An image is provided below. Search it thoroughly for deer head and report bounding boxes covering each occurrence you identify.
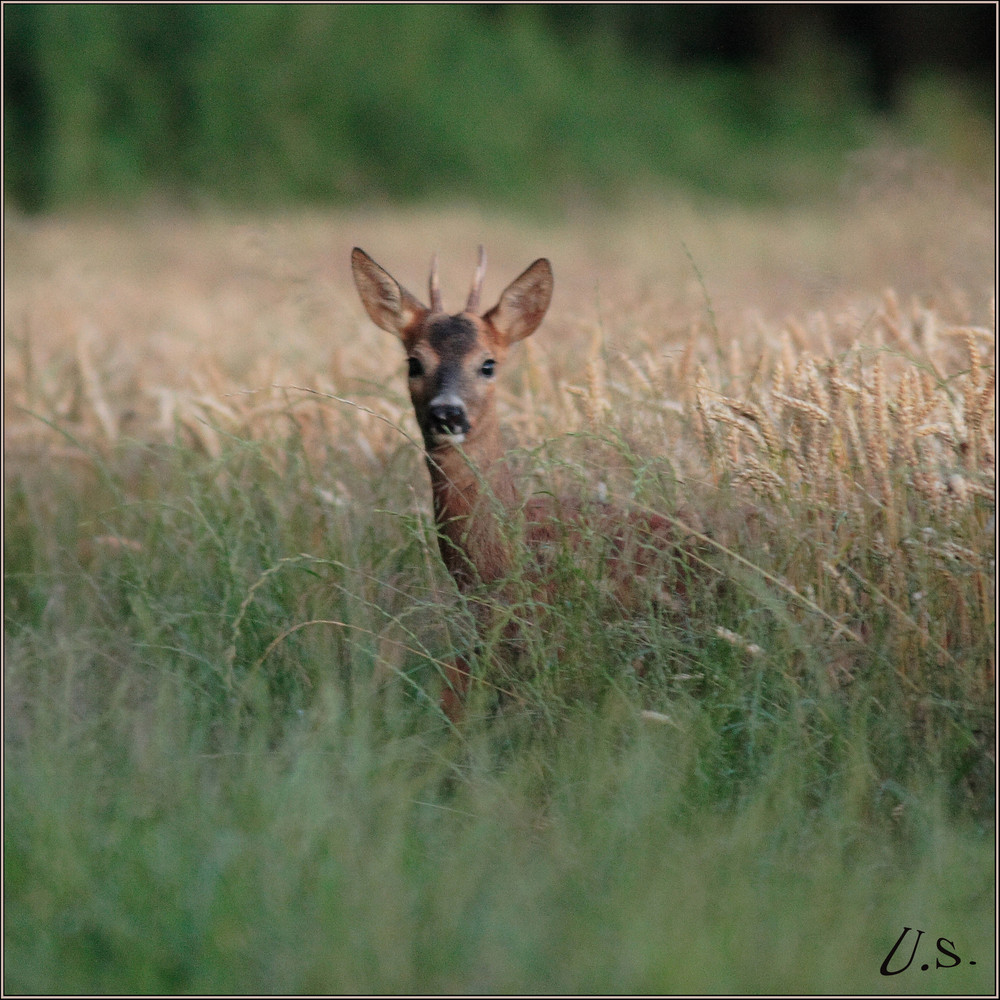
[351,246,553,453]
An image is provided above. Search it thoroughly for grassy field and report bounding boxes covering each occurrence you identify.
[4,166,995,994]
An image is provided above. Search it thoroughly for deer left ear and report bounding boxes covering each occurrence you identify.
[483,258,553,346]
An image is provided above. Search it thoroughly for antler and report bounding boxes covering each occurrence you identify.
[465,245,487,313]
[429,252,443,313]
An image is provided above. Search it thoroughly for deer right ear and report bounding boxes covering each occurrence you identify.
[351,248,427,340]
[483,258,553,346]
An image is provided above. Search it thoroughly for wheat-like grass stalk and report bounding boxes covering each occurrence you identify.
[75,324,117,443]
[770,389,831,426]
[896,367,919,469]
[731,454,785,503]
[856,358,892,512]
[584,354,610,427]
[722,398,782,458]
[674,321,697,390]
[710,405,769,454]
[880,287,904,344]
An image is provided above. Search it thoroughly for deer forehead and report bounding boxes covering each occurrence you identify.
[412,314,497,362]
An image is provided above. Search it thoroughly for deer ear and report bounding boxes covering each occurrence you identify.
[483,258,553,346]
[351,248,427,340]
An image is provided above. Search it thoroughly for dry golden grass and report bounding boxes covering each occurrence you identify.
[5,165,994,694]
[5,168,993,451]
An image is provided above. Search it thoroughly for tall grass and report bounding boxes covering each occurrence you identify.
[4,200,995,993]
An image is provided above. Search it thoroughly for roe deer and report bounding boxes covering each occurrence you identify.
[351,246,696,719]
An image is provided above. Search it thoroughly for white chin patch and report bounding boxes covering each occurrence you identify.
[434,432,465,446]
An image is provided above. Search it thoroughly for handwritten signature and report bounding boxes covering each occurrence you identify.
[880,926,977,976]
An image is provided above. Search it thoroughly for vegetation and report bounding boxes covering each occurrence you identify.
[4,5,992,212]
[4,183,994,992]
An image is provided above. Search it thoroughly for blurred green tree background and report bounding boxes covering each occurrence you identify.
[4,4,993,213]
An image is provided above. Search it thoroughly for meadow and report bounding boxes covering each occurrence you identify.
[4,163,995,993]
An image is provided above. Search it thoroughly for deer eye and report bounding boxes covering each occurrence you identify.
[407,357,424,379]
[480,359,496,378]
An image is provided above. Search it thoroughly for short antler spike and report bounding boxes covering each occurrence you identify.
[465,245,487,313]
[429,252,443,313]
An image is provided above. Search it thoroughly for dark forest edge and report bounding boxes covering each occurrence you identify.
[4,4,993,213]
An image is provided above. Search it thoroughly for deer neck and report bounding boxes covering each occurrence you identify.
[425,413,519,591]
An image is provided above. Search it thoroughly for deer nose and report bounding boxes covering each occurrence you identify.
[428,395,470,439]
